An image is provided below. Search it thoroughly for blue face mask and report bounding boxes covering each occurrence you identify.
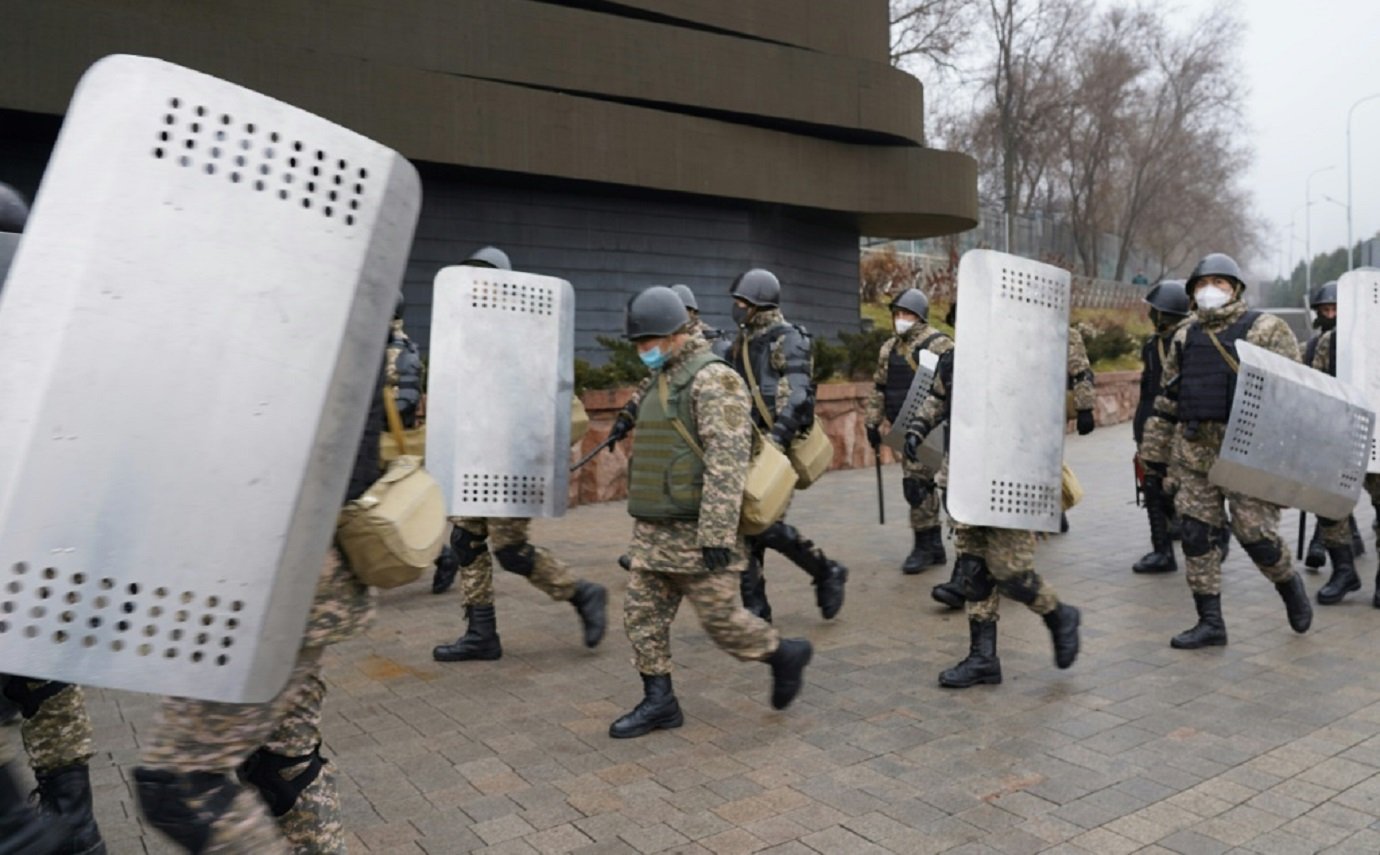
[639,345,668,371]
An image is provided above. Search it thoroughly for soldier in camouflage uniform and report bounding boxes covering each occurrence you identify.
[720,269,848,623]
[431,247,607,660]
[384,294,423,429]
[864,288,952,574]
[608,286,813,739]
[1132,280,1191,574]
[1140,253,1313,649]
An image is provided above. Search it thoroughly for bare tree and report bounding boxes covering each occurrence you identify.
[890,0,980,78]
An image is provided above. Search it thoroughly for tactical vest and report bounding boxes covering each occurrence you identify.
[1303,332,1337,377]
[627,351,723,521]
[391,336,423,398]
[1177,311,1259,424]
[883,331,945,423]
[731,322,815,432]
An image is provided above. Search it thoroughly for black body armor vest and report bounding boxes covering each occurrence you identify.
[1177,311,1259,424]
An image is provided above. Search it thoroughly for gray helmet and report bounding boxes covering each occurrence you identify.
[461,245,512,270]
[625,286,689,340]
[670,283,699,312]
[1186,253,1245,293]
[1144,279,1189,316]
[729,268,781,307]
[394,291,406,321]
[0,183,29,233]
[1310,280,1338,307]
[889,288,929,320]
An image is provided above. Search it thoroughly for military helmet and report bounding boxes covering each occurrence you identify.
[729,268,781,308]
[1144,279,1190,316]
[670,283,699,312]
[0,183,29,233]
[394,291,406,321]
[1310,280,1338,307]
[461,245,512,270]
[1186,252,1245,292]
[625,286,689,340]
[889,288,929,320]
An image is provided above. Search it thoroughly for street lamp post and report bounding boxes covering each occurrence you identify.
[1306,165,1336,292]
[1347,93,1380,271]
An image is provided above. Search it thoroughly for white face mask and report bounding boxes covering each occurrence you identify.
[1194,285,1231,310]
[894,319,916,335]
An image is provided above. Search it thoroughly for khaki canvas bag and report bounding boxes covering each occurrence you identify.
[1061,461,1084,511]
[571,396,590,446]
[740,339,833,489]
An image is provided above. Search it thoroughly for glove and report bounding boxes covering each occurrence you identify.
[1076,410,1095,435]
[607,409,635,448]
[702,547,734,571]
[768,424,793,450]
[865,424,882,451]
[903,430,921,463]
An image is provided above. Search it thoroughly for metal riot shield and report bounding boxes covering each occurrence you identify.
[947,250,1070,532]
[1336,267,1380,472]
[883,349,944,468]
[1210,340,1374,518]
[0,56,421,703]
[427,267,574,518]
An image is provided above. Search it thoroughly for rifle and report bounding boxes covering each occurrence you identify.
[571,434,618,471]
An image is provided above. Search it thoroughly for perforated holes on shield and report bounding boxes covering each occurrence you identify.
[1341,411,1372,491]
[1228,371,1264,456]
[989,480,1057,517]
[458,473,547,505]
[469,281,555,316]
[0,564,243,666]
[154,97,363,226]
[997,268,1065,312]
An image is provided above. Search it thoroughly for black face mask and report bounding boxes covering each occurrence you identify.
[1317,314,1336,332]
[732,304,752,327]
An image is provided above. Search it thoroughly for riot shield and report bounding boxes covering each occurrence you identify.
[0,56,421,702]
[427,267,574,518]
[1336,267,1380,472]
[947,250,1070,532]
[1209,340,1374,518]
[883,349,944,467]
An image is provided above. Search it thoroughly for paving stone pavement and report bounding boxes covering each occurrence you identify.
[48,421,1380,854]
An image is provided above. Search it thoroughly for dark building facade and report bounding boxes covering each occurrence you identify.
[0,0,977,359]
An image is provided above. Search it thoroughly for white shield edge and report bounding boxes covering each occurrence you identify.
[1336,267,1380,472]
[882,349,944,467]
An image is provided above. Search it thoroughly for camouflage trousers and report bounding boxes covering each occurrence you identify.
[902,457,942,530]
[18,682,94,772]
[1318,474,1380,547]
[139,646,342,855]
[452,517,577,608]
[953,523,1060,622]
[625,568,779,675]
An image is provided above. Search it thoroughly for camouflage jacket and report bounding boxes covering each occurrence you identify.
[1140,298,1300,465]
[624,317,716,416]
[1067,325,1096,413]
[728,308,812,431]
[1310,329,1336,376]
[864,321,953,428]
[626,336,752,574]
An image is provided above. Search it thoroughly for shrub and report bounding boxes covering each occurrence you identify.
[574,335,648,393]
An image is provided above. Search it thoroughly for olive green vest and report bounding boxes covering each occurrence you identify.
[627,351,723,521]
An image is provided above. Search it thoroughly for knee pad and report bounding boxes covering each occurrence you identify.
[956,555,995,602]
[450,528,488,566]
[0,676,69,719]
[134,767,238,854]
[902,477,931,508]
[1241,537,1282,567]
[494,543,536,577]
[755,522,799,552]
[996,571,1041,605]
[1180,516,1216,558]
[239,744,327,818]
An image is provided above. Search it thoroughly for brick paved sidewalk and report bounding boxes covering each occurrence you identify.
[68,422,1380,853]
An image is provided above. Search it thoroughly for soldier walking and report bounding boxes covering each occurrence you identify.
[863,289,952,574]
[720,269,848,622]
[609,287,812,738]
[1132,280,1191,574]
[432,247,607,661]
[1139,253,1313,648]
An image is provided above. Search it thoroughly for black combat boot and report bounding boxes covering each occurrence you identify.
[1133,496,1177,574]
[34,764,105,855]
[1305,520,1327,570]
[1349,515,1367,557]
[431,545,459,594]
[931,560,965,610]
[1317,545,1361,605]
[901,529,929,575]
[433,604,502,661]
[740,553,772,623]
[609,674,683,738]
[1276,574,1313,633]
[938,620,1001,688]
[762,523,847,619]
[766,639,813,710]
[1170,593,1227,649]
[1042,604,1081,669]
[927,527,947,567]
[569,581,607,648]
[812,562,848,620]
[0,763,71,855]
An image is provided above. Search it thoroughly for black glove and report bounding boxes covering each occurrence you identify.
[607,409,635,448]
[1076,410,1095,435]
[702,547,734,571]
[768,424,793,450]
[865,424,882,451]
[903,431,921,463]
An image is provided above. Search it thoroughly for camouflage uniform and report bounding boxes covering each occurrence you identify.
[383,319,423,428]
[1066,325,1096,415]
[1309,332,1380,548]
[865,322,952,530]
[450,517,577,607]
[624,336,779,670]
[15,683,93,773]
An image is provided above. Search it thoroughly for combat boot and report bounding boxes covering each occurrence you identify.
[763,523,847,620]
[431,545,459,594]
[938,620,1001,688]
[1349,515,1367,557]
[569,580,607,648]
[1317,545,1361,605]
[1042,604,1081,669]
[33,764,105,855]
[1276,574,1313,633]
[0,763,71,855]
[812,561,848,620]
[1171,593,1227,649]
[740,555,772,623]
[766,638,812,710]
[1133,495,1177,574]
[1305,520,1326,571]
[901,529,928,575]
[609,674,683,738]
[433,604,502,661]
[931,560,964,610]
